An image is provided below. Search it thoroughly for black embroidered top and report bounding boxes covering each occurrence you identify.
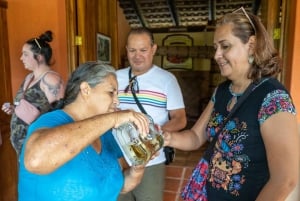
[206,78,296,201]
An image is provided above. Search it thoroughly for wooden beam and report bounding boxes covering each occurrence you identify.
[0,1,7,8]
[130,0,147,27]
[167,0,179,26]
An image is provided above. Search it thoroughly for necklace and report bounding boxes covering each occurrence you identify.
[227,83,243,111]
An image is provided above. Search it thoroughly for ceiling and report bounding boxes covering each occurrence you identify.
[118,0,261,32]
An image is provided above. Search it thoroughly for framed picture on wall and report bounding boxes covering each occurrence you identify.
[96,33,111,64]
[162,34,193,70]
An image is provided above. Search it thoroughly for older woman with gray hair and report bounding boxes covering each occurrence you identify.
[18,61,150,201]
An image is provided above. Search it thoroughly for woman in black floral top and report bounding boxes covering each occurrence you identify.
[1,30,65,156]
[163,7,299,201]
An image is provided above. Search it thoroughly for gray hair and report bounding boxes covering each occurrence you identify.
[63,61,116,106]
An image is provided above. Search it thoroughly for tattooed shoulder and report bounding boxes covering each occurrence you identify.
[41,72,64,98]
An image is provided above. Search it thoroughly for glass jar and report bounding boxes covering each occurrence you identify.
[113,116,164,166]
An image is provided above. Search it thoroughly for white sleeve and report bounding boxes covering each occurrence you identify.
[165,74,185,110]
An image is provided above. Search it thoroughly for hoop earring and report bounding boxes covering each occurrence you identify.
[248,55,254,64]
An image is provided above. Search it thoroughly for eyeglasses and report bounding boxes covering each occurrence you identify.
[232,7,256,35]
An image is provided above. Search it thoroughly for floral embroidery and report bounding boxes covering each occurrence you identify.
[258,89,296,124]
[206,111,249,196]
[204,89,296,197]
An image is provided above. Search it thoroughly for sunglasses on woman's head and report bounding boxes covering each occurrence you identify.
[232,7,256,35]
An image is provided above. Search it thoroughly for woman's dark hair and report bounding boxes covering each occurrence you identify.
[216,10,282,81]
[26,30,53,66]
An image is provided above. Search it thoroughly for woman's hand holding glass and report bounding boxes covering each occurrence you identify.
[113,109,150,138]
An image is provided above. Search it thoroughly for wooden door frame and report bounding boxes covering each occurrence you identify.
[65,0,78,72]
[0,1,18,201]
[0,0,12,101]
[279,0,296,89]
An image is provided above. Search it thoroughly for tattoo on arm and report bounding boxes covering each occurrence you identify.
[41,76,62,97]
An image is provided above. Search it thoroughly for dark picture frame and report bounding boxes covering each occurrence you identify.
[96,33,111,64]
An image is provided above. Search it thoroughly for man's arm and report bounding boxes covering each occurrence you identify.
[161,108,186,132]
